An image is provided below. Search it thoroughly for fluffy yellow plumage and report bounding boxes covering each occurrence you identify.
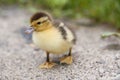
[26,12,76,69]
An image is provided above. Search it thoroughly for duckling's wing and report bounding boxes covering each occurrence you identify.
[54,21,76,44]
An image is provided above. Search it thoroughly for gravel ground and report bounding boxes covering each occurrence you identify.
[0,7,120,80]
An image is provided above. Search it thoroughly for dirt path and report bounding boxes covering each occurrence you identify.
[0,7,120,80]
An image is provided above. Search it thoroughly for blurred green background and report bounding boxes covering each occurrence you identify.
[0,0,120,28]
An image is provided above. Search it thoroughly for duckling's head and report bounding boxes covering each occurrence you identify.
[31,12,53,31]
[26,12,53,34]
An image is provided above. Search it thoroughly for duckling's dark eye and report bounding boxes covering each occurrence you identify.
[37,22,41,24]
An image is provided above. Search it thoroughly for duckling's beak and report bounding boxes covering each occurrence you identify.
[25,26,34,34]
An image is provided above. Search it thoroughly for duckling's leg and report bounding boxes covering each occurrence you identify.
[60,48,73,64]
[39,52,56,69]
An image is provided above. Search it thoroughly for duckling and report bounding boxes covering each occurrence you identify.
[25,12,76,69]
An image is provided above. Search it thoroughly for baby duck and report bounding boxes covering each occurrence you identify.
[26,12,76,69]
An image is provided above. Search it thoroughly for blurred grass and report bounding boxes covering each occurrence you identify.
[0,0,120,28]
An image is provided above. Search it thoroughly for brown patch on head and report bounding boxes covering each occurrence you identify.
[30,12,52,23]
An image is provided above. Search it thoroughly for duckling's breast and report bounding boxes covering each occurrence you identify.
[32,27,72,54]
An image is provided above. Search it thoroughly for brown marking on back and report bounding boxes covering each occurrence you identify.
[54,21,76,44]
[59,27,67,40]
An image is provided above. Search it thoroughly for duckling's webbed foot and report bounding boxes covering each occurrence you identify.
[39,62,56,69]
[60,56,73,64]
[39,52,56,69]
[60,48,73,64]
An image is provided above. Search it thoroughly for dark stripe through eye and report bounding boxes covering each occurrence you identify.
[37,20,47,25]
[37,22,41,24]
